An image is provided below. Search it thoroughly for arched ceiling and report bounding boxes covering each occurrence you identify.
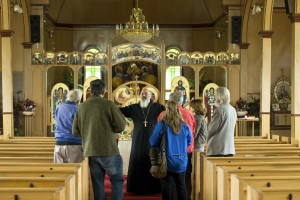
[46,0,226,26]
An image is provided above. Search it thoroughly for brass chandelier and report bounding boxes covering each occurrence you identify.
[116,0,159,43]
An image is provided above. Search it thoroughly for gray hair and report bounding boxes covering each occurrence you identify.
[214,87,230,106]
[66,89,83,103]
[169,91,183,105]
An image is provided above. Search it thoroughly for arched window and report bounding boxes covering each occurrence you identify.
[84,46,102,79]
[165,47,182,99]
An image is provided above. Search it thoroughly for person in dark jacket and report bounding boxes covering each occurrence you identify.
[120,88,165,194]
[150,100,192,200]
[73,79,126,200]
[54,89,83,163]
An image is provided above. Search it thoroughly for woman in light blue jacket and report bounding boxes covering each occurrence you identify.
[206,87,237,157]
[149,100,192,200]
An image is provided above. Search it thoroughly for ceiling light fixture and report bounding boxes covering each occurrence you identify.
[252,3,263,15]
[11,0,23,14]
[116,0,159,43]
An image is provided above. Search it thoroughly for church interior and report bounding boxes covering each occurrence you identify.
[1,0,300,199]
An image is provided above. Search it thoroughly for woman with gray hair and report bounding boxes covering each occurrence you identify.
[54,89,84,163]
[206,87,237,157]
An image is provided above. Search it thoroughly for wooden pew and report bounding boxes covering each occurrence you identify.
[231,174,300,200]
[216,163,300,200]
[0,151,55,157]
[0,160,89,200]
[0,165,82,200]
[0,156,54,163]
[0,138,89,200]
[217,168,300,200]
[0,175,75,200]
[247,185,300,200]
[200,154,300,200]
[0,186,66,200]
[204,160,300,200]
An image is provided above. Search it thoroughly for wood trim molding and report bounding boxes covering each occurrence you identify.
[291,114,300,117]
[22,42,33,49]
[239,43,250,49]
[289,14,300,23]
[2,112,14,114]
[0,30,15,38]
[258,31,273,38]
[260,112,270,114]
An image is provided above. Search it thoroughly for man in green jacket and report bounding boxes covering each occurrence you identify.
[73,79,126,200]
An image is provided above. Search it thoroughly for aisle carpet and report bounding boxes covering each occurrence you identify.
[105,175,161,200]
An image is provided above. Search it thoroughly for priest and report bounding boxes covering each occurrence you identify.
[120,88,165,194]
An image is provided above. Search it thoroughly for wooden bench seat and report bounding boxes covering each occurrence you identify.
[231,175,300,200]
[204,160,300,200]
[0,151,55,157]
[0,160,89,200]
[0,175,75,200]
[0,186,66,200]
[247,185,300,200]
[0,147,55,151]
[213,168,300,199]
[0,156,54,163]
[216,163,300,200]
[0,167,81,200]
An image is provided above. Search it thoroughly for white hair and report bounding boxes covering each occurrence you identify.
[169,91,183,105]
[66,89,83,103]
[214,87,230,106]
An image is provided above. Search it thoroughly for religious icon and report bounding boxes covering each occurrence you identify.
[51,83,69,132]
[203,83,218,123]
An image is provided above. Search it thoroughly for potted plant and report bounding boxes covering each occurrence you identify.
[16,98,37,116]
[235,98,248,117]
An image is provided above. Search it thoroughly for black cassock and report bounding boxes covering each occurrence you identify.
[120,102,165,194]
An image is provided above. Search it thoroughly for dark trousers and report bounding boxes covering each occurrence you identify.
[161,171,187,200]
[185,153,192,200]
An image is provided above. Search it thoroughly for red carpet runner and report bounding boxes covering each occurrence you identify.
[105,175,161,200]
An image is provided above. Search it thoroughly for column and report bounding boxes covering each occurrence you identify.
[259,31,273,137]
[0,30,15,139]
[290,13,300,144]
[239,43,250,99]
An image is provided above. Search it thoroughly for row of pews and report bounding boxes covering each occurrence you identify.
[0,137,89,200]
[193,135,300,200]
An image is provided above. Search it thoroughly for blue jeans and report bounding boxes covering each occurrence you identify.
[89,155,124,200]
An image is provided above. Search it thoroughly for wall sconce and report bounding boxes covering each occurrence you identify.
[252,3,263,15]
[45,29,55,38]
[215,30,225,39]
[11,0,23,14]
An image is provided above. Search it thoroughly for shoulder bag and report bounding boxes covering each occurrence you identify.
[149,121,167,179]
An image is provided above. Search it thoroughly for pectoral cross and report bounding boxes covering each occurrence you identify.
[143,120,148,127]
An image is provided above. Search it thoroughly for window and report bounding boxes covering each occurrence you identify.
[165,66,182,99]
[165,47,182,99]
[85,66,102,79]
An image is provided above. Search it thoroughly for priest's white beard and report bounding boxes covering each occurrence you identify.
[140,98,151,108]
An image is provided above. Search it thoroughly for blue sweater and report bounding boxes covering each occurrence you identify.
[149,121,192,173]
[54,101,81,144]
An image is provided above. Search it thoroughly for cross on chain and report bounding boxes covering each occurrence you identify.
[143,120,148,127]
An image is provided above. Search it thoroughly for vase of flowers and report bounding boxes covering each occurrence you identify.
[235,98,248,117]
[16,98,36,116]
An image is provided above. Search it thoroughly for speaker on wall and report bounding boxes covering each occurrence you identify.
[284,0,294,14]
[232,16,242,44]
[30,15,40,43]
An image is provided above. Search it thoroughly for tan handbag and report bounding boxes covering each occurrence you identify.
[149,121,167,179]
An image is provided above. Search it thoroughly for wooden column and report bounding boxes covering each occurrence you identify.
[290,12,300,144]
[239,43,250,99]
[0,30,15,139]
[259,31,273,137]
